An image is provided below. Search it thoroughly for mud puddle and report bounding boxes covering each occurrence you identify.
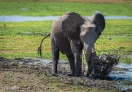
[110,63,132,81]
[15,57,132,91]
[19,57,132,81]
[10,57,132,78]
[0,57,132,91]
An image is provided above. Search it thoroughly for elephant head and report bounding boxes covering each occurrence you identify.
[80,12,105,75]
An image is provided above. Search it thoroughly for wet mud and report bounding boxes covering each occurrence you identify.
[0,56,132,92]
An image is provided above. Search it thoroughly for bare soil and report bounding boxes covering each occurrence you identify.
[0,57,132,92]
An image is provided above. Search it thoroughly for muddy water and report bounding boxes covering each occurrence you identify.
[110,63,132,81]
[44,60,132,81]
[0,16,132,22]
[109,63,132,90]
[19,57,132,81]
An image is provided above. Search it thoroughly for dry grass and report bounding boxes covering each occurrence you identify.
[43,0,132,3]
[0,0,132,3]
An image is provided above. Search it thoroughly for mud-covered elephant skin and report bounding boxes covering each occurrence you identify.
[38,12,105,77]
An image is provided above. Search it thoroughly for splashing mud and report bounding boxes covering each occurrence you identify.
[88,54,119,79]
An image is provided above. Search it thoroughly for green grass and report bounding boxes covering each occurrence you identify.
[0,21,52,35]
[96,20,132,63]
[0,20,132,63]
[96,20,132,52]
[0,2,132,16]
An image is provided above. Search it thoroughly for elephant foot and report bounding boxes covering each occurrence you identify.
[86,72,90,77]
[83,74,88,77]
[68,73,75,77]
[52,73,58,76]
[75,74,82,77]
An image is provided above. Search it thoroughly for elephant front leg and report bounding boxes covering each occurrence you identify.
[70,40,82,77]
[75,53,82,76]
[66,54,75,76]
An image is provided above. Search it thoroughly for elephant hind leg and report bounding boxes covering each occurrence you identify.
[51,39,59,75]
[66,54,75,76]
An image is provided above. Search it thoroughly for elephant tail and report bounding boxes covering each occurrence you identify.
[38,33,50,58]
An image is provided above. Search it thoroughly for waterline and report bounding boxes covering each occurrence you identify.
[0,15,132,22]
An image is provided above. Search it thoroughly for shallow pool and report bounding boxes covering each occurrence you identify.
[0,15,132,22]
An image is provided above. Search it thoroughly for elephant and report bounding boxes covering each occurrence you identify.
[38,12,105,77]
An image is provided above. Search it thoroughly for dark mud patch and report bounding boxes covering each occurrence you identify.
[0,57,132,92]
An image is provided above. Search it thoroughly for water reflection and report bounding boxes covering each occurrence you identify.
[110,62,132,81]
[0,15,132,22]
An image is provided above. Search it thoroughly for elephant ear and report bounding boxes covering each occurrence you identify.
[90,12,105,36]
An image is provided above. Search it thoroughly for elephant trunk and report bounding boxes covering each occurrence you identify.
[83,42,96,75]
[84,44,91,62]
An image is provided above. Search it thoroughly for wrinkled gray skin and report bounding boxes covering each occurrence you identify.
[39,12,105,77]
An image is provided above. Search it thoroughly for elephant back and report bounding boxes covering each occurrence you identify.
[61,12,85,40]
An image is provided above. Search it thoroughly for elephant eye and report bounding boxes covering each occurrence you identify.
[81,27,85,32]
